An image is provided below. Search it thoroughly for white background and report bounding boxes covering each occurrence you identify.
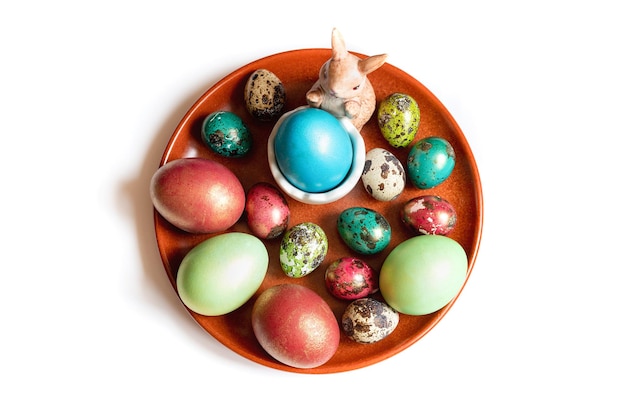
[2,1,624,416]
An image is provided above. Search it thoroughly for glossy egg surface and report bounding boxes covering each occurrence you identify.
[337,207,391,255]
[377,93,420,148]
[201,111,252,157]
[245,182,290,239]
[252,284,340,369]
[380,235,468,315]
[176,232,269,316]
[324,257,378,300]
[150,157,245,234]
[279,222,328,277]
[273,107,353,193]
[401,195,457,236]
[407,136,456,189]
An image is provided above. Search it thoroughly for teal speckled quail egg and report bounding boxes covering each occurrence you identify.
[407,136,456,189]
[201,111,252,157]
[337,207,391,255]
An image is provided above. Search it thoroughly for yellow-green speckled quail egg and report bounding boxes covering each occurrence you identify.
[377,93,420,148]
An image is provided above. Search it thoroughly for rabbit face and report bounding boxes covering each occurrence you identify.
[306,28,387,131]
[318,55,367,100]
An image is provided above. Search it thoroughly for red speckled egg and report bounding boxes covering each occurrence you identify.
[324,257,378,300]
[400,195,457,236]
[245,182,290,239]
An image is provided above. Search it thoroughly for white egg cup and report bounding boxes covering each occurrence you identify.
[267,106,366,205]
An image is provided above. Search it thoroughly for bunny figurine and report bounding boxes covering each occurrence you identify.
[306,28,387,131]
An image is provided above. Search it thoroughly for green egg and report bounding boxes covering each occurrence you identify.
[379,235,468,315]
[280,222,328,278]
[176,232,269,316]
[377,93,420,148]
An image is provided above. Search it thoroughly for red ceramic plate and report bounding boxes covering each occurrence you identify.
[155,49,483,374]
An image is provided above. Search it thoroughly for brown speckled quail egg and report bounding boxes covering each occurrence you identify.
[244,69,286,121]
[341,297,399,343]
[361,147,406,201]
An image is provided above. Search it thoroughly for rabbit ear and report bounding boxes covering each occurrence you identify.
[331,28,348,60]
[359,53,388,75]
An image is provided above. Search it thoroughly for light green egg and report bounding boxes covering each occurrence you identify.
[379,235,468,315]
[176,232,269,316]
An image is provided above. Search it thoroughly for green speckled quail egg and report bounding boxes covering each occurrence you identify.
[377,93,420,148]
[279,222,328,278]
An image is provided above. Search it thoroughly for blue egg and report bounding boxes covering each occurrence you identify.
[337,207,391,255]
[407,137,455,189]
[273,108,353,193]
[201,111,252,157]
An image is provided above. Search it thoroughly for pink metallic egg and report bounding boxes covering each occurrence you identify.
[245,182,290,239]
[400,195,457,236]
[324,257,378,300]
